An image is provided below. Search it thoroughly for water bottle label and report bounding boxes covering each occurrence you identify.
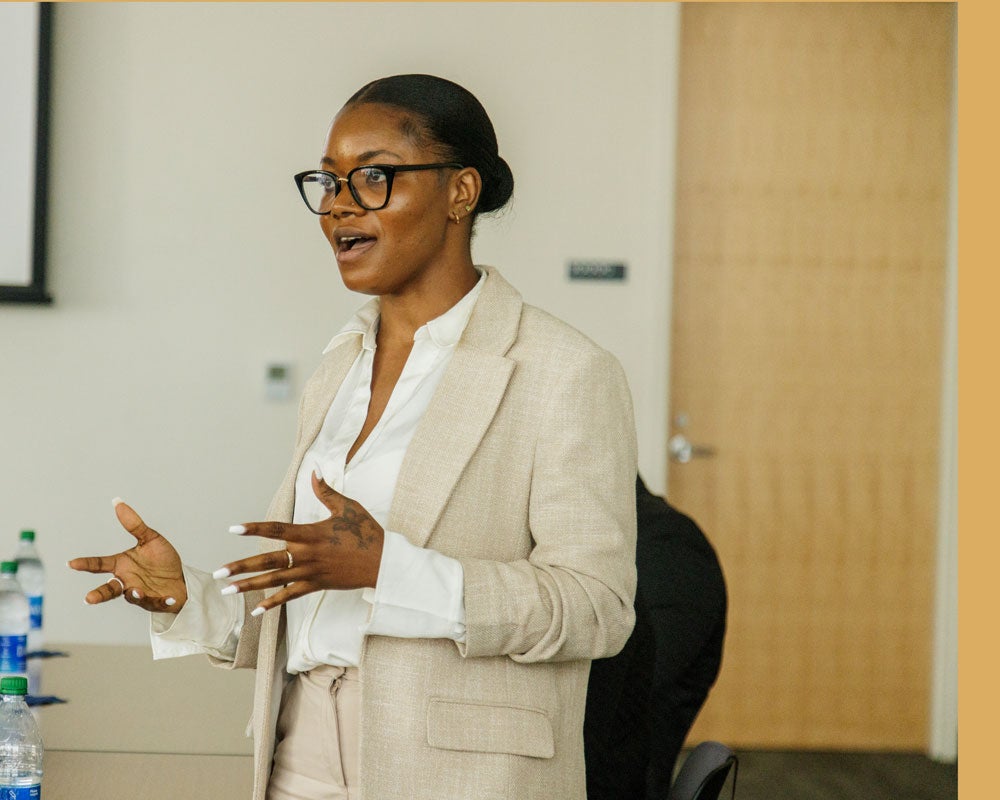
[0,785,41,798]
[0,634,27,672]
[27,596,42,630]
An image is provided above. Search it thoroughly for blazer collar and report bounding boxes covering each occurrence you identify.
[457,266,522,356]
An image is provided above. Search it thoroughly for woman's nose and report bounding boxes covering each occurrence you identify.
[329,182,363,218]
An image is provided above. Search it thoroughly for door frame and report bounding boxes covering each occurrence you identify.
[928,15,958,760]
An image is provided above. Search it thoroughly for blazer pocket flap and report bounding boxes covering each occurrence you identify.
[427,698,555,759]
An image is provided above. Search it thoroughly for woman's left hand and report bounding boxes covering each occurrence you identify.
[218,470,384,615]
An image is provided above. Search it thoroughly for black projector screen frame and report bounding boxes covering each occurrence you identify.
[1,3,53,304]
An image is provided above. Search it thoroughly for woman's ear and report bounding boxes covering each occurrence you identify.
[451,167,482,215]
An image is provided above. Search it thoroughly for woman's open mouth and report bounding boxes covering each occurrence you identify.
[334,231,377,261]
[338,235,374,252]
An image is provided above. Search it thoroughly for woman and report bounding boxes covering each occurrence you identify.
[70,74,637,800]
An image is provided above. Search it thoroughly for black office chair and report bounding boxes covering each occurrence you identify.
[666,741,738,800]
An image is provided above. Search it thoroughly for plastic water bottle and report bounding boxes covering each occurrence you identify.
[0,676,43,798]
[0,562,29,682]
[13,531,44,653]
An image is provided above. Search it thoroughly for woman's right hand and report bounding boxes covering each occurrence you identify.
[68,498,187,613]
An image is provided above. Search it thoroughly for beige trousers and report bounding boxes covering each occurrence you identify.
[266,665,361,800]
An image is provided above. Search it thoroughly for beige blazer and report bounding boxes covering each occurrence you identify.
[222,267,638,800]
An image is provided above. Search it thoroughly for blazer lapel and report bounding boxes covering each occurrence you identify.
[388,267,522,548]
[264,336,363,530]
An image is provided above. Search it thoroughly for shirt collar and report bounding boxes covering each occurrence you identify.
[322,269,486,354]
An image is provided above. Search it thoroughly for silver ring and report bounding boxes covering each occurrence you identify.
[108,576,125,593]
[285,550,294,569]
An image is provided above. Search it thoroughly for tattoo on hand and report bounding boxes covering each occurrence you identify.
[331,505,378,549]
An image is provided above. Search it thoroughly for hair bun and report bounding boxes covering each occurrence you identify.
[479,155,514,214]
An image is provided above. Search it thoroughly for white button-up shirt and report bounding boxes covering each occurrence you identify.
[151,273,484,670]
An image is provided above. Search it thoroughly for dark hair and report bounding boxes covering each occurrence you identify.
[344,74,514,216]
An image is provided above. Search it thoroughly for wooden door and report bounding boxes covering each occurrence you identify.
[668,3,954,750]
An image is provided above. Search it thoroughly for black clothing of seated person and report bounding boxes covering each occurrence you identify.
[584,475,727,800]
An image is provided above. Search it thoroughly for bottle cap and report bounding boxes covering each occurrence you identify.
[0,676,28,695]
[19,530,35,542]
[0,561,18,574]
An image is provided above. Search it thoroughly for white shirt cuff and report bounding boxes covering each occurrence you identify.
[362,530,467,642]
[149,564,244,660]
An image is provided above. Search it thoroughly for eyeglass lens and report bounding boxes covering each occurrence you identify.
[300,167,389,213]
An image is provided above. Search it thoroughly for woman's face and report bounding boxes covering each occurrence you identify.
[318,102,459,297]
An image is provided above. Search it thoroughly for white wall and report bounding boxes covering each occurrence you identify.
[0,2,680,645]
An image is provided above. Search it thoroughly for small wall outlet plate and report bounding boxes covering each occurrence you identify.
[265,362,292,401]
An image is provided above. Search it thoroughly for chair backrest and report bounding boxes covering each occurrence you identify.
[666,741,738,800]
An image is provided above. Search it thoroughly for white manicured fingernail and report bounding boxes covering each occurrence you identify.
[229,525,247,534]
[132,590,140,599]
[250,606,265,617]
[221,584,238,595]
[165,597,176,607]
[212,567,231,580]
[112,496,124,507]
[313,465,323,481]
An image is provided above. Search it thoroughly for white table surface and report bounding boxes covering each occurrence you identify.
[33,643,255,756]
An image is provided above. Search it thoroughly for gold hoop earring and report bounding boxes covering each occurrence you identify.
[452,212,461,224]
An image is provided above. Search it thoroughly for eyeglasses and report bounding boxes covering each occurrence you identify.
[293,163,463,214]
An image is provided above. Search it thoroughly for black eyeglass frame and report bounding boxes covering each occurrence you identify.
[293,162,464,214]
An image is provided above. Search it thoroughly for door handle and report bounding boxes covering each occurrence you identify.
[668,433,717,464]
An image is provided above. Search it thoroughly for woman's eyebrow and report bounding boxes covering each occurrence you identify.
[321,149,403,169]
